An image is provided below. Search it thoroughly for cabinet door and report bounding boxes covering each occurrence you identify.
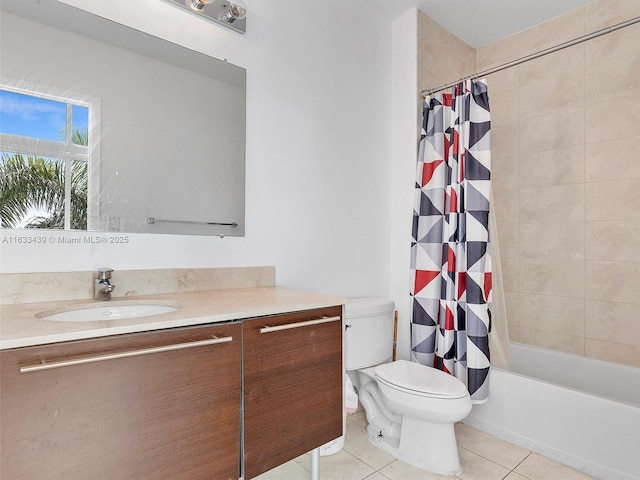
[243,306,343,479]
[0,322,242,480]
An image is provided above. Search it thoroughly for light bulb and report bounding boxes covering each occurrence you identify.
[185,0,214,12]
[217,0,247,23]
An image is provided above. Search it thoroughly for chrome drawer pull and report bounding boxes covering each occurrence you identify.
[20,336,233,373]
[259,316,341,334]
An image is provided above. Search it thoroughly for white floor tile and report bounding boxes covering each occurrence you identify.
[343,422,396,470]
[503,472,531,480]
[514,453,597,480]
[457,449,511,480]
[297,449,376,480]
[255,422,595,480]
[363,473,392,480]
[378,459,458,480]
[455,423,530,470]
[347,409,369,428]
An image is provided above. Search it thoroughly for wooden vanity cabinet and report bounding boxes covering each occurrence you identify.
[243,306,343,479]
[0,322,242,480]
[0,305,344,480]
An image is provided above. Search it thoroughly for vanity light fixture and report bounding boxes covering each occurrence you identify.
[217,0,247,23]
[186,0,213,11]
[165,0,247,34]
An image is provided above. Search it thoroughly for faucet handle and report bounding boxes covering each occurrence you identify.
[95,268,114,301]
[96,268,113,280]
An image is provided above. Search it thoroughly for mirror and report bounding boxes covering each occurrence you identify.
[0,0,246,236]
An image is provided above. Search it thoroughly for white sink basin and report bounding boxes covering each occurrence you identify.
[39,302,178,322]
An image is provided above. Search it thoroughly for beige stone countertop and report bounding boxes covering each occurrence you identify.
[0,287,347,350]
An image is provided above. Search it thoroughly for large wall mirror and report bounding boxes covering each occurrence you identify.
[0,0,246,236]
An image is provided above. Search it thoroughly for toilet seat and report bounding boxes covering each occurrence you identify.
[375,360,468,399]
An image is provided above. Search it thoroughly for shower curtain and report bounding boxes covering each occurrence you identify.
[410,79,492,403]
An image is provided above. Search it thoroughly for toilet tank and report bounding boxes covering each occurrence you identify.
[344,298,395,371]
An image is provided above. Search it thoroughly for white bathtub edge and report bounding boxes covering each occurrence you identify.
[464,363,640,480]
[463,416,636,480]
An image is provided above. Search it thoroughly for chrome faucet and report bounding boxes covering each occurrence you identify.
[94,268,115,301]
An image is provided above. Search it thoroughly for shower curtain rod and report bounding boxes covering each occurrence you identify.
[421,15,640,98]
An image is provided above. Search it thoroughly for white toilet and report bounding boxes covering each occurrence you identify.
[344,298,472,476]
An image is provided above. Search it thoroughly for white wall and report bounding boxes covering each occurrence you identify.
[389,9,419,360]
[1,0,400,303]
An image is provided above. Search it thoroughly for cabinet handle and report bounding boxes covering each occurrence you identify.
[259,316,341,334]
[20,336,233,373]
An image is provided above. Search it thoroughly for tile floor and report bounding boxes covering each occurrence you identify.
[255,409,596,480]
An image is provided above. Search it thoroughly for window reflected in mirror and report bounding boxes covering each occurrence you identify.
[0,88,91,230]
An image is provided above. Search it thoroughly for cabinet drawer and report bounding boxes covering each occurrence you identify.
[243,306,343,479]
[0,322,242,480]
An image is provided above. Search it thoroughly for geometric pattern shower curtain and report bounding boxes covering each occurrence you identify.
[410,79,492,403]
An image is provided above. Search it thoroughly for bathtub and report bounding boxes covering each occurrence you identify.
[464,343,640,480]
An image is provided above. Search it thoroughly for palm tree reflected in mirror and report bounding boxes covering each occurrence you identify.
[0,129,88,230]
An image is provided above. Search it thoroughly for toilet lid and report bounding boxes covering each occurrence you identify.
[375,360,469,399]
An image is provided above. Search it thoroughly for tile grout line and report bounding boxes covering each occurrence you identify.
[508,451,534,479]
[457,443,531,476]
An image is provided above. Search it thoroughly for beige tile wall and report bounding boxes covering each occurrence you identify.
[419,0,640,367]
[417,12,475,93]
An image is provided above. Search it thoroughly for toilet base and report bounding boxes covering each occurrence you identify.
[366,417,462,476]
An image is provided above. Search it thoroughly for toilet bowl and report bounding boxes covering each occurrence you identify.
[344,298,472,476]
